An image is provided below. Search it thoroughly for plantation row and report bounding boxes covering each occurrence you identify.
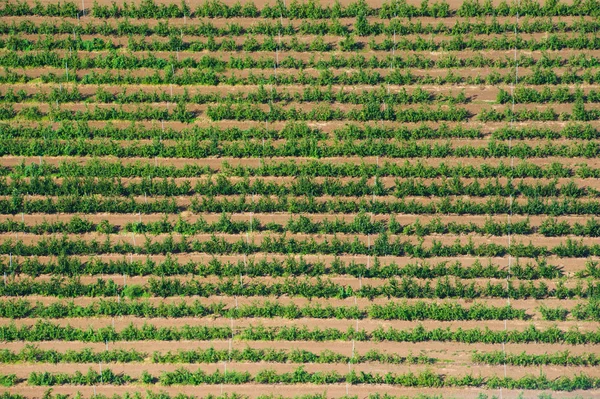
[0,299,529,320]
[1,51,594,70]
[1,256,563,280]
[2,224,600,252]
[0,103,474,123]
[4,17,600,38]
[8,121,600,142]
[6,102,600,123]
[471,350,600,366]
[1,367,598,391]
[6,176,600,199]
[8,33,600,53]
[10,195,600,215]
[2,0,598,19]
[3,296,596,320]
[9,139,600,159]
[0,86,469,106]
[11,84,600,107]
[14,67,600,86]
[0,345,435,365]
[1,321,599,344]
[5,158,597,179]
[2,345,598,367]
[6,213,600,238]
[1,275,597,299]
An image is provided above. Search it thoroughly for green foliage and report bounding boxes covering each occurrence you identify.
[0,298,527,321]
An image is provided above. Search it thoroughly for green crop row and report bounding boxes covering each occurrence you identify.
[479,101,600,122]
[5,367,597,390]
[3,102,600,124]
[1,274,596,299]
[0,51,585,71]
[8,194,600,216]
[2,17,597,38]
[1,320,597,344]
[86,0,600,19]
[0,344,434,365]
[6,121,600,142]
[0,121,482,141]
[5,212,600,240]
[0,158,580,179]
[3,158,591,180]
[0,298,527,320]
[4,175,597,199]
[540,301,600,321]
[5,66,600,87]
[27,369,130,386]
[1,213,599,238]
[0,103,472,123]
[123,214,600,238]
[9,33,600,53]
[0,367,591,390]
[6,138,600,159]
[497,86,600,104]
[0,86,467,106]
[0,255,561,280]
[472,350,600,366]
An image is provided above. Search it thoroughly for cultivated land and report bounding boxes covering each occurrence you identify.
[1,0,600,398]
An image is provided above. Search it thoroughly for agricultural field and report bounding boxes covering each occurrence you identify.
[2,0,600,398]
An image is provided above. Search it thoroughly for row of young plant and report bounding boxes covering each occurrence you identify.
[0,121,485,141]
[537,301,600,321]
[6,65,600,88]
[10,370,593,392]
[4,17,599,38]
[26,369,130,386]
[4,102,600,125]
[123,214,600,238]
[4,176,597,199]
[0,369,583,390]
[479,101,599,122]
[8,120,600,142]
[0,105,456,125]
[9,194,600,216]
[13,213,594,242]
[497,86,600,104]
[0,255,562,280]
[5,64,600,87]
[2,320,597,344]
[1,275,596,300]
[0,103,194,123]
[472,350,600,366]
[0,298,527,320]
[0,50,586,71]
[6,213,600,239]
[0,86,468,106]
[86,0,600,19]
[15,33,600,53]
[2,221,600,251]
[7,138,600,159]
[2,158,588,180]
[0,344,434,365]
[208,103,471,122]
[5,101,600,124]
[13,0,600,20]
[0,103,471,123]
[11,367,600,390]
